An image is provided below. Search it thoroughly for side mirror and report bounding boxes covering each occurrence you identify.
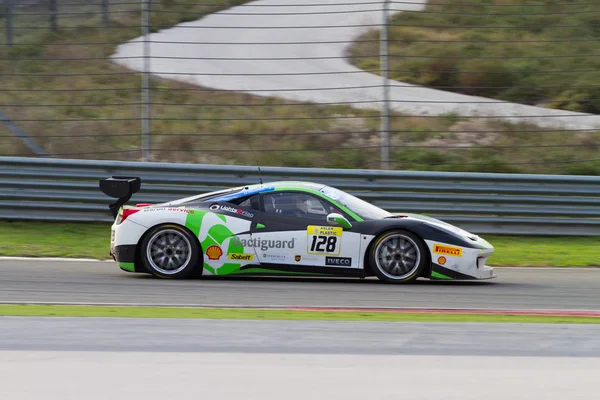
[327,213,352,229]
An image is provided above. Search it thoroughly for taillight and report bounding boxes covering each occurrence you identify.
[121,208,141,223]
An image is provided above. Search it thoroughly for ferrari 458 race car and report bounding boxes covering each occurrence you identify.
[99,177,496,283]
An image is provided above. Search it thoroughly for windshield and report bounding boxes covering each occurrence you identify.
[320,186,392,220]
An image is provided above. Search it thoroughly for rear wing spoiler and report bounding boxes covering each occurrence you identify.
[99,176,141,218]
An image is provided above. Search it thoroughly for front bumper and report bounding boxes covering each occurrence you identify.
[426,239,496,281]
[430,263,495,280]
[472,265,496,280]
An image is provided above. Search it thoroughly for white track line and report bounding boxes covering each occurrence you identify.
[112,0,600,129]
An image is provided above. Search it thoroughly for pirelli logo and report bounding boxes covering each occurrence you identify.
[433,244,462,257]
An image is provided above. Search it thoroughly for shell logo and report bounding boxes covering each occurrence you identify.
[205,245,223,260]
[437,256,447,265]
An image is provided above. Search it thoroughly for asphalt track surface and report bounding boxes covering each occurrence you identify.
[2,318,600,399]
[1,259,600,310]
[4,317,600,357]
[112,0,600,129]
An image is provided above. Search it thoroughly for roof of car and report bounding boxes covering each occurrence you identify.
[242,181,326,191]
[198,181,330,203]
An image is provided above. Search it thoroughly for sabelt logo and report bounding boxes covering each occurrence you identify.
[205,245,223,260]
[228,253,254,261]
[433,244,462,257]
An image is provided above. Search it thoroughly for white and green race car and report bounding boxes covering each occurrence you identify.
[99,177,496,283]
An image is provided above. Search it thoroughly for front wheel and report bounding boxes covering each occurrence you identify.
[368,230,428,284]
[139,224,202,279]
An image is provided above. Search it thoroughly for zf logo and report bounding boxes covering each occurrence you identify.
[325,257,351,266]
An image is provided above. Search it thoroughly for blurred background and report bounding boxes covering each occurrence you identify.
[2,0,600,174]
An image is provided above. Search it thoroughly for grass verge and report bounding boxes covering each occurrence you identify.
[347,0,600,175]
[1,304,599,324]
[350,1,600,113]
[1,221,599,267]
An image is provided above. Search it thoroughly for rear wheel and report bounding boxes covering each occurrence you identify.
[369,230,427,284]
[139,224,202,279]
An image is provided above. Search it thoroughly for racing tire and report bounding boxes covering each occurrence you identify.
[368,229,428,284]
[139,224,202,279]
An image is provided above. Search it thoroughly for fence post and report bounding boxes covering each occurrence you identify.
[379,0,391,170]
[5,0,13,46]
[141,0,151,161]
[49,0,58,32]
[102,0,109,26]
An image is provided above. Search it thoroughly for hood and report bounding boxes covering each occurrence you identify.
[385,213,479,240]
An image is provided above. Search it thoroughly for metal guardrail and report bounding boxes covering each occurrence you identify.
[1,156,600,235]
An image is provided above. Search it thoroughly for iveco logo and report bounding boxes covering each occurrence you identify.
[325,257,351,266]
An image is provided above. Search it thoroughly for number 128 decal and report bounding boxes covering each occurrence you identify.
[307,225,342,255]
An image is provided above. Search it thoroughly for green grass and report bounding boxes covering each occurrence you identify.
[346,0,600,174]
[0,221,110,259]
[0,304,598,323]
[0,0,384,169]
[1,221,599,267]
[484,235,600,267]
[350,0,600,113]
[1,1,600,174]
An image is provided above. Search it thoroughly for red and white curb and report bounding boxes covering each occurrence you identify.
[287,307,600,317]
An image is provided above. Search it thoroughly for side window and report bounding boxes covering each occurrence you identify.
[263,192,340,220]
[233,194,261,211]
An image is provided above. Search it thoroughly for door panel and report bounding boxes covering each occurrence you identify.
[240,190,362,269]
[304,224,361,268]
[248,212,361,269]
[248,212,306,265]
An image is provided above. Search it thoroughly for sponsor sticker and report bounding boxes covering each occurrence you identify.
[325,256,352,266]
[307,225,342,255]
[308,225,342,236]
[262,254,287,262]
[294,255,301,262]
[437,256,447,265]
[433,244,462,257]
[228,253,254,261]
[232,237,295,251]
[142,207,195,214]
[209,204,254,218]
[205,245,223,260]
